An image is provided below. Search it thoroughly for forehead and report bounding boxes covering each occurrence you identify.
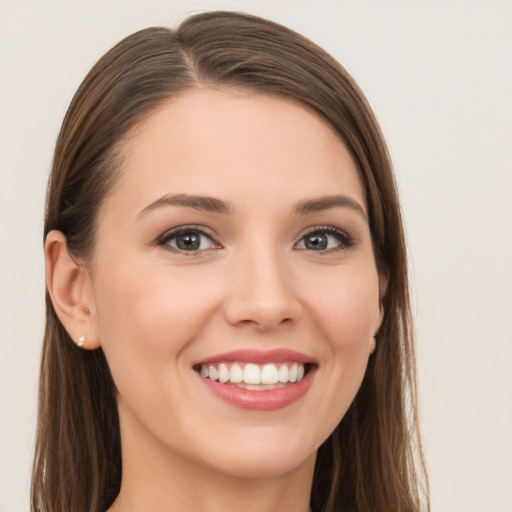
[107,88,365,217]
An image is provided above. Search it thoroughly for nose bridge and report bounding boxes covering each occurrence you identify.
[224,239,300,330]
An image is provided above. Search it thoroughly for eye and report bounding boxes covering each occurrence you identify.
[158,227,219,253]
[296,227,354,252]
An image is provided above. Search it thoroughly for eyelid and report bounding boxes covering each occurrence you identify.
[156,225,222,252]
[295,225,355,251]
[155,224,354,253]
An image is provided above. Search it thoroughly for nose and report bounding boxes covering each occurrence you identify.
[223,247,302,332]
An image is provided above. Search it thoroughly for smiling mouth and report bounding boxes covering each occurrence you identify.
[193,362,315,390]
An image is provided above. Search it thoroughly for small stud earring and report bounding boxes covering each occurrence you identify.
[77,335,85,348]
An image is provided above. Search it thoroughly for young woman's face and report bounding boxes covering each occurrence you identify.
[86,89,382,478]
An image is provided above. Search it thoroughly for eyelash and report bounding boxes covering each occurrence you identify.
[156,225,355,254]
[157,226,219,254]
[296,226,355,252]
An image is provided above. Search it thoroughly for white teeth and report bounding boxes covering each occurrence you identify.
[229,363,243,383]
[198,361,308,386]
[243,363,261,384]
[218,363,229,383]
[278,364,289,383]
[289,363,298,383]
[208,365,218,381]
[261,364,279,384]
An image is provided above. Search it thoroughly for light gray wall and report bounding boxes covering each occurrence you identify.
[1,1,511,510]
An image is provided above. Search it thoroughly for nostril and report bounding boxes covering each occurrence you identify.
[223,268,302,330]
[226,309,298,332]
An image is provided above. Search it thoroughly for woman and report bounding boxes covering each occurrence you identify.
[33,10,429,512]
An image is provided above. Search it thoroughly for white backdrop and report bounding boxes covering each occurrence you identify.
[1,1,511,511]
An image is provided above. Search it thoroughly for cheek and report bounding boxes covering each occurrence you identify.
[306,266,381,353]
[290,265,381,446]
[91,259,220,372]
[90,260,225,431]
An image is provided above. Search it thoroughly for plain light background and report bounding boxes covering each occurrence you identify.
[1,1,511,511]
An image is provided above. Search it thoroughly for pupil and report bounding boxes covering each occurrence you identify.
[306,234,327,250]
[177,232,200,250]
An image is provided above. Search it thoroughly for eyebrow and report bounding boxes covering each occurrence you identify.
[137,192,366,220]
[137,193,234,218]
[293,195,367,220]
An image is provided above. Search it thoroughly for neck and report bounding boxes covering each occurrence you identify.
[110,465,314,512]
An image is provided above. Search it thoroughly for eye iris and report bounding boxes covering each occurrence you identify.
[305,233,328,250]
[176,232,201,250]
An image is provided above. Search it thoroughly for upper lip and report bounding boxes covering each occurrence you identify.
[193,348,317,366]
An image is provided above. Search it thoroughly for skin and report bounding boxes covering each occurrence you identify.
[46,89,383,512]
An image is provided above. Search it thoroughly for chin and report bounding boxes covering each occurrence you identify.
[200,447,316,480]
[181,425,320,480]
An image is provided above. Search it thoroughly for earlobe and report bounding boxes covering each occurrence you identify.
[370,269,388,354]
[370,298,385,355]
[370,274,387,356]
[44,230,100,349]
[369,335,377,355]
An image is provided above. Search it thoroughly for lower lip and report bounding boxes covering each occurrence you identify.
[197,370,315,411]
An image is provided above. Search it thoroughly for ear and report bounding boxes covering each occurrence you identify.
[370,269,389,355]
[44,230,100,350]
[378,268,389,325]
[369,335,377,355]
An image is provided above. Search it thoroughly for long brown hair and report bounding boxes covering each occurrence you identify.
[33,11,429,512]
